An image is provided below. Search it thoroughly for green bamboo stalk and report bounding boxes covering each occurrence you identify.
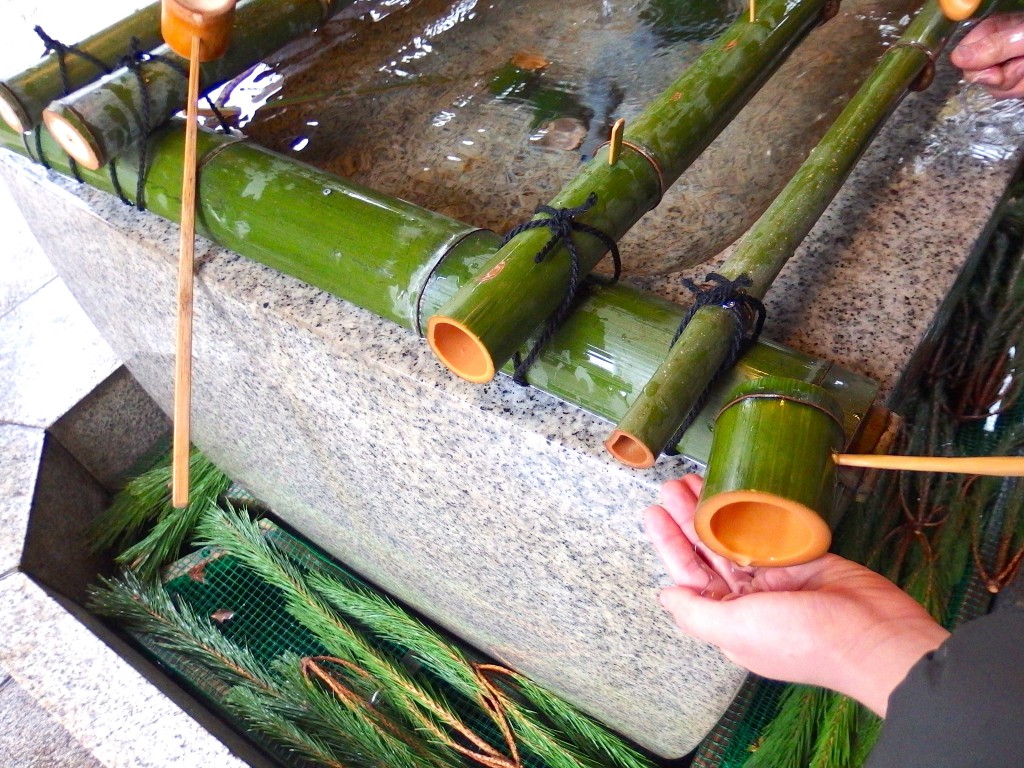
[693,376,846,567]
[609,0,956,466]
[40,0,356,170]
[425,0,834,384]
[0,2,164,134]
[0,117,878,464]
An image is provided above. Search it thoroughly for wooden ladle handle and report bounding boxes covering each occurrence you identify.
[835,453,1024,476]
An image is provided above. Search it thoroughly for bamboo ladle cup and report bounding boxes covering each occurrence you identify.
[162,0,236,508]
[695,376,1024,568]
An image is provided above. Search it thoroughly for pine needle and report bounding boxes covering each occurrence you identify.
[807,694,855,768]
[90,449,231,581]
[88,570,276,691]
[509,675,653,768]
[743,686,827,768]
[194,504,497,762]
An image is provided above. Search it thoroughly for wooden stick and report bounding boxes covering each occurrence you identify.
[172,32,202,508]
[835,453,1024,477]
[749,0,756,23]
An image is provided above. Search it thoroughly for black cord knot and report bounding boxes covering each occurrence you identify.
[501,192,622,386]
[672,273,765,347]
[663,272,767,455]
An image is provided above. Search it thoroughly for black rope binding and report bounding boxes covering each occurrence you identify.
[663,272,766,455]
[110,38,233,209]
[501,192,621,386]
[33,26,115,181]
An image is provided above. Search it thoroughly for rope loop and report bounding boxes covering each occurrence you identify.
[663,272,766,455]
[502,192,621,386]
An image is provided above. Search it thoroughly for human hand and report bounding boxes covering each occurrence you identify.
[950,12,1024,99]
[644,475,950,716]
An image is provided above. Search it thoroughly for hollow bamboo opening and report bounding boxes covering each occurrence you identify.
[938,0,981,21]
[42,110,101,170]
[694,489,832,567]
[0,86,26,134]
[427,317,496,383]
[161,0,236,61]
[604,430,655,468]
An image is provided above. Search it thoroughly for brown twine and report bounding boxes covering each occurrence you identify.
[302,656,522,768]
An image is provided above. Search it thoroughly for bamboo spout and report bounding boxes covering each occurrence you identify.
[607,0,957,467]
[427,318,495,384]
[427,0,832,384]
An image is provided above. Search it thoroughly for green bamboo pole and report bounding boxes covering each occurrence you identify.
[40,0,356,170]
[0,119,878,464]
[606,0,956,468]
[693,376,846,567]
[0,2,164,134]
[425,0,834,384]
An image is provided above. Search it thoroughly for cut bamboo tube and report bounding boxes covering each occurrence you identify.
[42,0,356,170]
[427,0,832,384]
[606,0,957,468]
[0,2,163,134]
[162,0,237,508]
[695,377,845,567]
[834,453,1024,475]
[0,119,880,467]
[694,376,1024,567]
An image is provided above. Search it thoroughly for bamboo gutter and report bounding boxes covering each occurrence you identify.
[0,119,878,464]
[425,0,836,384]
[41,0,357,171]
[0,2,164,134]
[606,0,956,467]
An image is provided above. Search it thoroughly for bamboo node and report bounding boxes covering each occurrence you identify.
[890,40,939,92]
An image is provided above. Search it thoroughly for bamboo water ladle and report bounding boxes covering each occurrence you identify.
[161,0,236,508]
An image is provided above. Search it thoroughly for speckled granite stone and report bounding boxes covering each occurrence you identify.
[0,572,252,768]
[0,278,119,429]
[0,423,44,574]
[3,50,1023,758]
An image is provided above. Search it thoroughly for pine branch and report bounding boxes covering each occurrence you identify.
[306,569,481,701]
[224,685,352,768]
[743,686,828,768]
[807,694,855,768]
[90,450,231,581]
[88,570,277,692]
[504,674,653,768]
[194,504,510,765]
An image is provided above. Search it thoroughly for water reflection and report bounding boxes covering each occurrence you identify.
[232,0,935,273]
[919,83,1024,169]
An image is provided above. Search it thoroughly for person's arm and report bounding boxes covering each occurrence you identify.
[950,12,1024,99]
[645,475,949,716]
[865,610,1024,768]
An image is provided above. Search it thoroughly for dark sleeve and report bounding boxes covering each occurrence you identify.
[865,609,1024,768]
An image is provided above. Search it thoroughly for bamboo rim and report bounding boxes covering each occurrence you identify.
[938,0,981,20]
[162,0,237,61]
[42,107,101,169]
[604,429,656,469]
[694,489,833,567]
[0,84,29,134]
[426,316,496,384]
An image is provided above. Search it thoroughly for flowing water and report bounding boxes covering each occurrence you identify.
[230,0,937,274]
